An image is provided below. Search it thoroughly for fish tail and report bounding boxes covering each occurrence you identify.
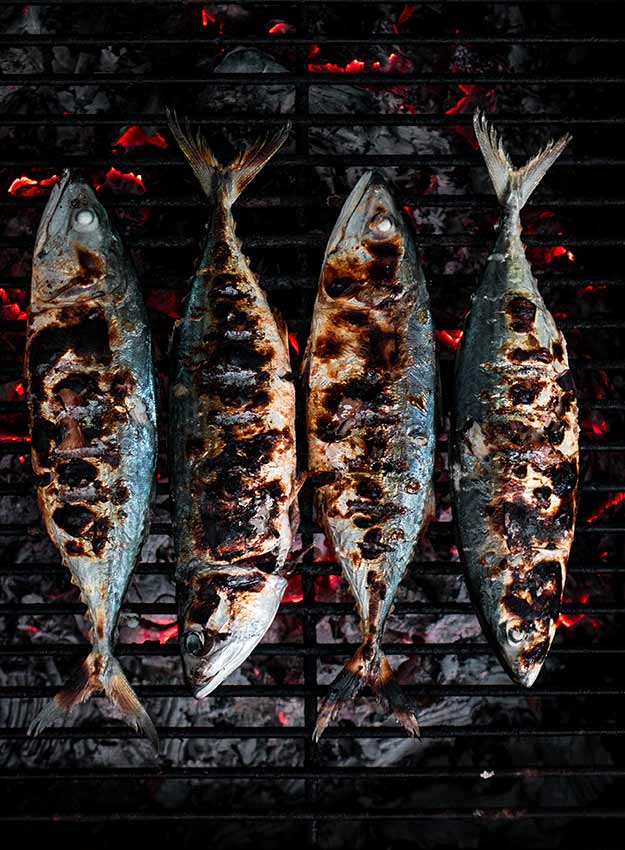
[166,107,291,203]
[28,651,158,750]
[473,109,571,210]
[313,641,420,742]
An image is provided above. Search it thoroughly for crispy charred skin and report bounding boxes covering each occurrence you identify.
[168,116,297,697]
[307,171,436,738]
[26,171,158,745]
[451,113,578,687]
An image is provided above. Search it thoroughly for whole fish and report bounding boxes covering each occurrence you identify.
[306,171,436,740]
[451,112,579,687]
[26,171,158,745]
[167,113,300,698]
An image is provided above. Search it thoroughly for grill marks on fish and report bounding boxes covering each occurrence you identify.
[26,171,158,746]
[29,307,141,561]
[178,266,294,564]
[452,112,578,688]
[307,171,435,739]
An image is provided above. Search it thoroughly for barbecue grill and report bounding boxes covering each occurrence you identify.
[1,1,625,846]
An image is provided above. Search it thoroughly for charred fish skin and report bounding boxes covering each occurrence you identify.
[167,113,298,698]
[26,171,158,746]
[306,170,436,740]
[451,112,579,688]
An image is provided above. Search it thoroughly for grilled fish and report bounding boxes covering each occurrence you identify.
[451,112,579,687]
[306,171,436,740]
[26,171,158,745]
[167,113,299,698]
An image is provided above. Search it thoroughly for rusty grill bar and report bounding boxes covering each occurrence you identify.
[2,0,625,845]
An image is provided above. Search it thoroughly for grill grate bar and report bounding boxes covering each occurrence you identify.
[4,73,625,85]
[0,725,622,740]
[1,765,622,780]
[0,601,619,616]
[0,642,623,658]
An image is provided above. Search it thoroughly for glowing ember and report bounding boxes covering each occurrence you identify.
[145,289,181,319]
[96,167,146,194]
[158,624,178,644]
[395,3,416,28]
[288,332,300,355]
[446,85,496,147]
[436,329,464,351]
[544,245,575,264]
[113,126,168,151]
[586,492,625,524]
[277,710,289,726]
[283,575,303,603]
[18,455,26,464]
[268,22,294,35]
[0,435,30,443]
[558,592,588,629]
[201,8,223,33]
[308,57,366,74]
[580,414,610,439]
[8,174,58,197]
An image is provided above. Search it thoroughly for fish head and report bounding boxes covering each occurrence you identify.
[490,558,563,687]
[32,170,119,306]
[178,566,288,698]
[322,170,408,307]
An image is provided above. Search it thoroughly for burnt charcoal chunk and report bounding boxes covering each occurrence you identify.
[507,297,537,332]
[58,460,98,487]
[547,461,578,497]
[325,275,357,298]
[53,505,94,536]
[356,478,384,501]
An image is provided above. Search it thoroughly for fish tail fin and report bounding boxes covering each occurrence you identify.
[473,109,571,210]
[166,107,291,203]
[28,651,159,750]
[313,642,420,742]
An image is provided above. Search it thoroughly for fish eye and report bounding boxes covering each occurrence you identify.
[506,623,527,644]
[369,213,394,236]
[73,208,98,232]
[183,629,205,657]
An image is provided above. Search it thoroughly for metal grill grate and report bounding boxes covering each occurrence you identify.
[2,1,625,845]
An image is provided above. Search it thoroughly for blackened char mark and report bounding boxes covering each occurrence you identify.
[71,248,104,287]
[91,517,111,555]
[509,381,541,405]
[52,504,94,536]
[503,559,562,621]
[509,347,552,364]
[188,569,266,625]
[546,461,578,497]
[506,296,536,333]
[359,527,390,560]
[29,307,111,397]
[364,240,401,259]
[522,639,550,666]
[58,459,97,487]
